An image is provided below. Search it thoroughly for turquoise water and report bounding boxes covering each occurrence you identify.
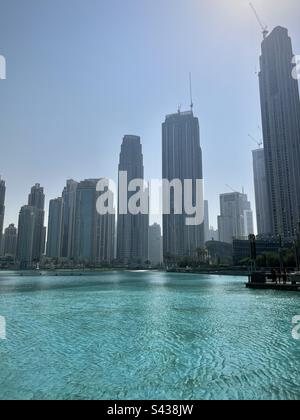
[0,271,300,400]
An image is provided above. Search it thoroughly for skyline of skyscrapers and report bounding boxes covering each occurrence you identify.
[45,178,116,265]
[1,24,300,268]
[162,110,204,260]
[259,26,300,240]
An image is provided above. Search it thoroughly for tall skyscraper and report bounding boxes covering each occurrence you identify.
[252,148,271,235]
[148,223,163,266]
[3,224,17,258]
[218,192,253,244]
[73,179,115,264]
[162,110,204,259]
[28,184,46,262]
[46,198,63,258]
[259,26,300,239]
[16,206,36,268]
[16,184,46,268]
[28,183,45,210]
[0,177,6,252]
[73,179,99,263]
[61,180,78,259]
[117,135,149,264]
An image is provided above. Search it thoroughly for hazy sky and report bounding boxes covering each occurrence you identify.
[0,0,299,230]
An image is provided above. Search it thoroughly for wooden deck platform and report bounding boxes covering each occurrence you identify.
[246,282,300,292]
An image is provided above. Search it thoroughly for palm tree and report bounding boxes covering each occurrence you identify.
[196,247,208,265]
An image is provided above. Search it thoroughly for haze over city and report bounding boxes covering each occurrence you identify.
[2,0,300,403]
[0,0,299,230]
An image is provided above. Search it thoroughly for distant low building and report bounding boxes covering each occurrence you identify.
[206,240,233,266]
[233,237,282,265]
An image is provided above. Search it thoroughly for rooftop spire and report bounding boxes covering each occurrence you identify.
[189,72,194,111]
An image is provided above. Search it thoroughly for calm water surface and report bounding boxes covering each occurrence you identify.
[0,271,300,400]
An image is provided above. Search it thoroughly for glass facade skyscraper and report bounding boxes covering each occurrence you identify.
[117,135,149,264]
[46,197,63,258]
[162,110,204,260]
[259,27,300,239]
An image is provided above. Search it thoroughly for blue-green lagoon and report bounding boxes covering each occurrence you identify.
[0,271,300,400]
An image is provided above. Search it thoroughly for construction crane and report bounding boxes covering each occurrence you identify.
[226,184,238,193]
[249,3,269,39]
[248,133,263,148]
[248,134,263,149]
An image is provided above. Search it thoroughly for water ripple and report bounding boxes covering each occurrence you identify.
[0,272,300,400]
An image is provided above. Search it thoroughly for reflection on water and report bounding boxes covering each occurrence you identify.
[0,271,300,400]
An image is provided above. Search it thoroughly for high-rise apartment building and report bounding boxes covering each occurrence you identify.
[16,206,36,268]
[46,198,63,258]
[117,135,149,264]
[3,224,17,258]
[73,179,115,264]
[259,27,300,239]
[218,192,254,244]
[28,184,46,262]
[162,110,204,259]
[16,184,46,268]
[252,148,271,235]
[61,180,78,259]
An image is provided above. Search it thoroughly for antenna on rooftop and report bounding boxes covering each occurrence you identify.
[189,72,194,112]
